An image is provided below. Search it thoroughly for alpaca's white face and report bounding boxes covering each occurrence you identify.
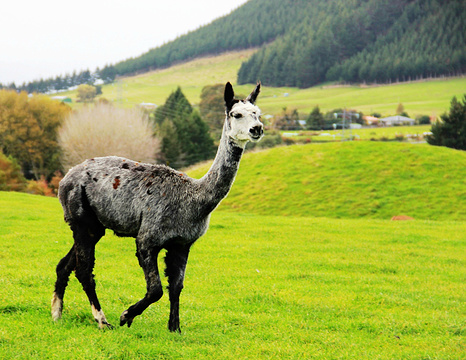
[227,101,264,147]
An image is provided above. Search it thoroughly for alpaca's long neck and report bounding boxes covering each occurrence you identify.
[197,120,244,215]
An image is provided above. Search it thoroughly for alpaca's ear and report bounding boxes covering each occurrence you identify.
[246,81,261,104]
[224,82,235,108]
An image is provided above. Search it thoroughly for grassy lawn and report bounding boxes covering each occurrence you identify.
[0,191,465,359]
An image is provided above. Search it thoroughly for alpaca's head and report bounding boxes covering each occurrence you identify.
[224,82,264,147]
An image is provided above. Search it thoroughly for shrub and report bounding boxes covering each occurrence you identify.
[246,131,283,150]
[0,153,27,191]
[417,115,431,125]
[49,171,63,195]
[76,84,97,103]
[58,103,160,171]
[26,177,54,197]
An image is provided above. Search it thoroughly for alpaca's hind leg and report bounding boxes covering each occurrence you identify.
[120,241,163,328]
[52,245,76,321]
[73,225,112,329]
[165,244,191,333]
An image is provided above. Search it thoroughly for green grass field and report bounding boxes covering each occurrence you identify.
[1,140,466,359]
[57,49,466,118]
[0,191,465,359]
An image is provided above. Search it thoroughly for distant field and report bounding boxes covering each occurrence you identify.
[259,78,466,118]
[55,50,465,118]
[0,191,465,359]
[282,125,432,142]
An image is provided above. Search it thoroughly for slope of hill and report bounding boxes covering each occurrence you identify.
[109,0,297,78]
[112,0,465,88]
[187,142,466,221]
[61,49,465,117]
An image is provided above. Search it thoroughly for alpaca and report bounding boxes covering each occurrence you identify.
[52,82,263,332]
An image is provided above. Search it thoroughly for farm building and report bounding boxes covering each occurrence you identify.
[380,115,415,126]
[140,102,157,110]
[363,115,380,126]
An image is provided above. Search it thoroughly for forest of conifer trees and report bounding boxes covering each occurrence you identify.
[238,0,465,87]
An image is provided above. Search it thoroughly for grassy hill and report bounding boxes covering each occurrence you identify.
[187,142,466,221]
[60,49,466,118]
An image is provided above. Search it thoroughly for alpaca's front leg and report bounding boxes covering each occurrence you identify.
[164,244,191,333]
[120,242,163,327]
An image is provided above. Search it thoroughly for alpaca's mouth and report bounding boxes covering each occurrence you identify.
[250,134,262,141]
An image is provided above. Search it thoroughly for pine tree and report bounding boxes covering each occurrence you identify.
[307,106,325,130]
[427,95,466,151]
[154,87,215,168]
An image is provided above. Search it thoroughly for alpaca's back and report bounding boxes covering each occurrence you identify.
[59,156,209,242]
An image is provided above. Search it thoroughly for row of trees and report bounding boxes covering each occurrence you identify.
[0,69,106,95]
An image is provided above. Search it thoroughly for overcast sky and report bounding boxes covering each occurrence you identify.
[0,0,249,85]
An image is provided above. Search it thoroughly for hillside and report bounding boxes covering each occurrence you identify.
[61,50,466,117]
[110,0,466,87]
[13,0,465,93]
[238,0,466,87]
[187,142,466,221]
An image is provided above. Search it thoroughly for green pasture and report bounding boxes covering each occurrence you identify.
[258,78,466,118]
[56,49,466,118]
[281,125,432,142]
[0,191,465,359]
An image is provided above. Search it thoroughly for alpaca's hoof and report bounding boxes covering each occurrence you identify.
[97,319,114,330]
[51,292,63,321]
[168,320,181,333]
[120,310,134,328]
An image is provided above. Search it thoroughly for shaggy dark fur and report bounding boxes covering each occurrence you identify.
[52,82,263,332]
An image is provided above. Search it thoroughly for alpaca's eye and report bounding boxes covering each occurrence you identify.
[233,113,243,119]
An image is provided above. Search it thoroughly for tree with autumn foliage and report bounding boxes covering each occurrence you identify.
[76,84,97,103]
[0,90,71,179]
[0,152,27,191]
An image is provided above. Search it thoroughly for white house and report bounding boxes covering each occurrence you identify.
[380,115,415,126]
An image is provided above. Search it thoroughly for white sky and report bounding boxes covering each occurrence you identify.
[0,0,249,85]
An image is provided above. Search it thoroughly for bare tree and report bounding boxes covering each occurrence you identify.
[59,103,159,171]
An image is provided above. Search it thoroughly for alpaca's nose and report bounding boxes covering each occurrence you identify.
[249,125,263,139]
